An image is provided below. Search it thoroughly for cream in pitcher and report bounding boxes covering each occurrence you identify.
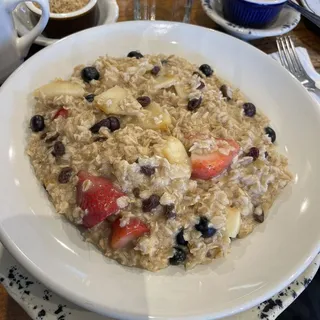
[0,0,49,83]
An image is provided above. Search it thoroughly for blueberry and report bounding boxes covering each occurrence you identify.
[169,247,187,265]
[199,64,213,77]
[151,66,161,76]
[187,97,202,111]
[58,167,73,184]
[107,116,120,132]
[195,217,217,238]
[243,103,256,117]
[163,204,176,219]
[140,166,155,176]
[265,127,276,143]
[85,94,95,102]
[127,51,144,59]
[81,67,100,83]
[142,194,160,212]
[52,141,65,157]
[247,147,259,161]
[30,115,45,132]
[137,96,151,108]
[90,118,110,133]
[90,117,120,133]
[176,229,188,246]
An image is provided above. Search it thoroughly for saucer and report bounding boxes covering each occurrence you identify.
[201,0,300,41]
[13,0,119,46]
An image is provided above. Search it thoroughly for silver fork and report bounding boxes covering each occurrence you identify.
[276,36,318,93]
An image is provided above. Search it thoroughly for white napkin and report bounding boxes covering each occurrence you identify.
[270,47,320,104]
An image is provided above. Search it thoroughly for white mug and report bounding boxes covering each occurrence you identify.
[0,0,49,84]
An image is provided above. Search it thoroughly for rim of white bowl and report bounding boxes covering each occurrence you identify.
[242,0,287,5]
[25,0,97,19]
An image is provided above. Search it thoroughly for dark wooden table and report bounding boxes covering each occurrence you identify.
[1,0,320,319]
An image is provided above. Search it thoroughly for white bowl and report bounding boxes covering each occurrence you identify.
[201,0,301,41]
[0,21,320,320]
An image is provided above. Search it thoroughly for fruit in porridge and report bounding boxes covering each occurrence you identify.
[76,171,125,228]
[191,139,239,180]
[243,102,256,117]
[53,107,68,120]
[81,66,100,83]
[127,51,144,59]
[199,64,213,77]
[30,115,45,132]
[85,94,95,102]
[111,218,150,249]
[265,126,276,143]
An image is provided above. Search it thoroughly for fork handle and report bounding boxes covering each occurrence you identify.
[287,0,320,29]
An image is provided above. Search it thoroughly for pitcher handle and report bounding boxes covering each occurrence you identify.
[5,0,49,58]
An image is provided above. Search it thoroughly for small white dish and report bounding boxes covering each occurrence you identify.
[26,0,97,19]
[1,21,320,320]
[13,0,119,46]
[1,241,319,320]
[201,0,301,41]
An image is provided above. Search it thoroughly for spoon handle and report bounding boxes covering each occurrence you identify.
[287,0,320,29]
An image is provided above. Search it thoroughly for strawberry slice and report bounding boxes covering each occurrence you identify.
[111,218,150,249]
[76,171,125,228]
[191,139,240,180]
[53,107,68,120]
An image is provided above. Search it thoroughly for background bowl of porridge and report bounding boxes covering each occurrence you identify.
[26,0,98,39]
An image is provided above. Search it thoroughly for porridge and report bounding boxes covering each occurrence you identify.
[26,52,292,271]
[34,0,90,13]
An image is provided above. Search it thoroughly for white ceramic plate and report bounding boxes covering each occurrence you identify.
[201,0,300,41]
[13,0,119,46]
[0,21,320,320]
[301,0,320,16]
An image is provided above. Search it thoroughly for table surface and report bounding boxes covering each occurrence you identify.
[2,0,320,319]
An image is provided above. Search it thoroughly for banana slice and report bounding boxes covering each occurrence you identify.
[226,207,241,238]
[154,75,178,90]
[34,81,84,98]
[162,137,190,166]
[134,102,172,131]
[95,86,141,116]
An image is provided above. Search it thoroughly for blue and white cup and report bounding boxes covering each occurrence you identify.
[222,0,287,28]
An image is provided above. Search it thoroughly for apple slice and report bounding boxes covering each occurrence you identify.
[154,75,178,90]
[134,102,172,131]
[95,86,142,116]
[162,137,189,166]
[225,207,241,238]
[34,81,84,98]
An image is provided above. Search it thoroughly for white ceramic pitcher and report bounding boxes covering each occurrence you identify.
[0,0,49,84]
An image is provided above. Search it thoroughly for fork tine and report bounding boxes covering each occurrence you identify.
[284,36,300,74]
[287,36,306,74]
[276,38,287,69]
[280,37,295,74]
